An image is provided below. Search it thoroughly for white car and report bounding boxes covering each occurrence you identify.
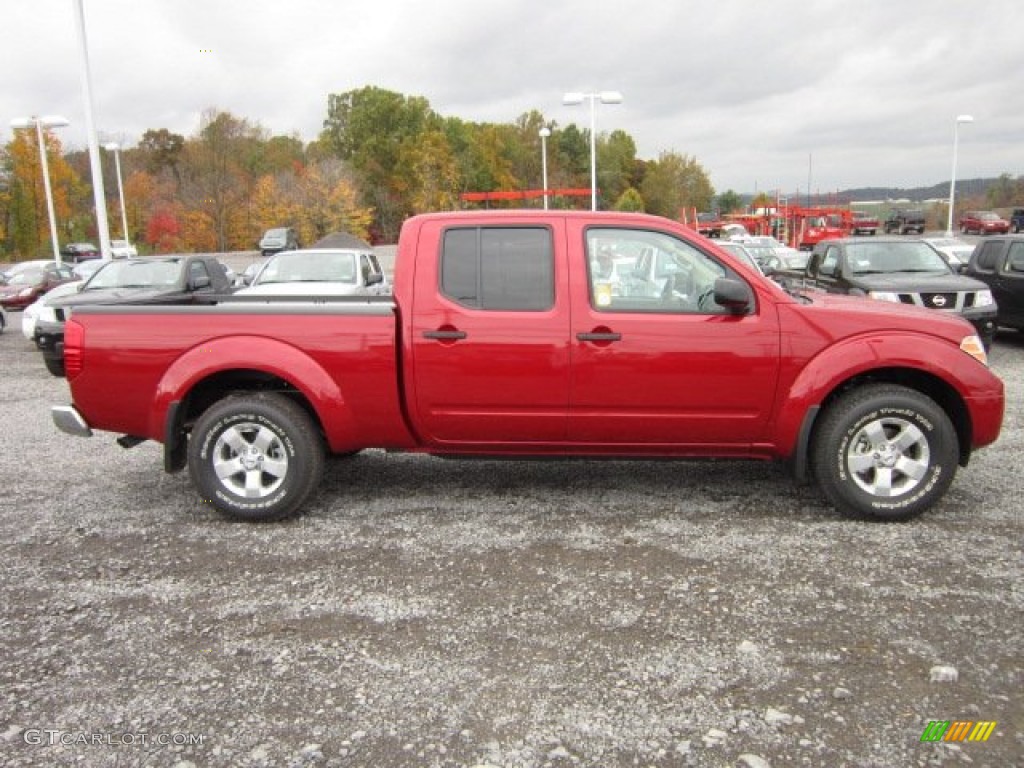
[110,240,138,259]
[21,280,83,340]
[923,237,974,271]
[236,248,389,297]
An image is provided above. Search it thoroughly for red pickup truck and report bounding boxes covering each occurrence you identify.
[52,210,1004,523]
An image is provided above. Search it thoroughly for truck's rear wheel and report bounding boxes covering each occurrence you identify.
[188,393,324,522]
[812,384,958,521]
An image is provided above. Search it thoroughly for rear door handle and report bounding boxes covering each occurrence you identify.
[576,331,622,342]
[423,329,467,340]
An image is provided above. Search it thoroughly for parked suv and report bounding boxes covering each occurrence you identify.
[258,227,299,257]
[1009,208,1024,234]
[883,209,926,235]
[965,235,1024,332]
[959,211,1009,236]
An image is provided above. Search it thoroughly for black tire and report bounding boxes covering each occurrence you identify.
[811,384,958,521]
[43,356,65,377]
[188,393,324,522]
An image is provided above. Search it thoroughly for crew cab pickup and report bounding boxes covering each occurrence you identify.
[884,209,926,235]
[965,235,1024,331]
[51,211,1004,524]
[798,238,998,347]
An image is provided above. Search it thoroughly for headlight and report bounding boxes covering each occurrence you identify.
[868,291,901,303]
[18,287,34,298]
[975,289,995,308]
[960,335,988,366]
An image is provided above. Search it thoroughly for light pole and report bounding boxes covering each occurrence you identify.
[72,0,113,260]
[563,91,623,210]
[539,127,551,210]
[103,142,130,245]
[946,114,974,237]
[10,115,70,263]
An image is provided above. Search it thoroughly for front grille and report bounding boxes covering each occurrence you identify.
[921,293,957,310]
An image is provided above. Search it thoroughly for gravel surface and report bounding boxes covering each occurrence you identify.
[0,319,1021,768]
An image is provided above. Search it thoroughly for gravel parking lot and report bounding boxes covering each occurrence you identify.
[0,313,1021,768]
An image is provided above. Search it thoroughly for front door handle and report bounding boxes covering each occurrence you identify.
[423,329,467,340]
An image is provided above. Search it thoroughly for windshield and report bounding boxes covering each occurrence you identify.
[846,242,951,275]
[83,260,182,290]
[978,212,1000,221]
[254,251,358,285]
[7,269,44,285]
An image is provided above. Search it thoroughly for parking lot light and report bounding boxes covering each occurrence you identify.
[946,115,974,238]
[562,91,623,211]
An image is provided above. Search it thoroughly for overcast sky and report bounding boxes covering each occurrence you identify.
[5,0,1022,196]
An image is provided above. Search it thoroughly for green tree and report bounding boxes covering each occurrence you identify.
[613,187,645,212]
[597,129,637,207]
[322,86,439,238]
[985,173,1024,208]
[640,151,714,220]
[716,189,743,215]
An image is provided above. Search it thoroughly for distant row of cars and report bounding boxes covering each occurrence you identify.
[2,234,391,377]
[59,240,138,262]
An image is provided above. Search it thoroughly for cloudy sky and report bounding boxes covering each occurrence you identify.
[5,0,1022,196]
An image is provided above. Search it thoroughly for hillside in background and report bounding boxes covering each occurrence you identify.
[838,178,995,203]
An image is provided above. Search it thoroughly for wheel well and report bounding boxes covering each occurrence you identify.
[179,369,324,439]
[814,368,972,466]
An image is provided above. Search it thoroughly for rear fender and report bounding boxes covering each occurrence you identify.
[150,336,355,452]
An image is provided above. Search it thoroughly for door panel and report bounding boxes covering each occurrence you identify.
[409,220,571,445]
[567,224,780,446]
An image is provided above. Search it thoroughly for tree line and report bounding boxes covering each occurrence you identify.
[4,85,1021,258]
[0,86,721,257]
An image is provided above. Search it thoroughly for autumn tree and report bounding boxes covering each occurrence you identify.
[138,128,185,183]
[180,110,264,251]
[3,128,81,258]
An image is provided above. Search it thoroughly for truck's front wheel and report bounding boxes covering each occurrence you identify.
[812,385,958,521]
[188,393,324,522]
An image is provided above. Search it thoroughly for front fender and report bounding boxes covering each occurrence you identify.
[149,336,355,450]
[773,332,995,460]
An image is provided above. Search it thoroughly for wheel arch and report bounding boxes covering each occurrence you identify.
[152,337,357,471]
[781,338,978,481]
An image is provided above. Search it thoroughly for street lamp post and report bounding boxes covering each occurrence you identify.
[103,142,130,246]
[563,91,623,211]
[946,114,974,237]
[10,115,70,264]
[538,127,551,210]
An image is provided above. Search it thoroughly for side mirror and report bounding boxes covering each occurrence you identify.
[366,272,383,286]
[190,275,212,291]
[714,277,753,312]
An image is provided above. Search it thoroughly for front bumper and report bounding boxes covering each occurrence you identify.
[52,405,93,438]
[33,318,64,361]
